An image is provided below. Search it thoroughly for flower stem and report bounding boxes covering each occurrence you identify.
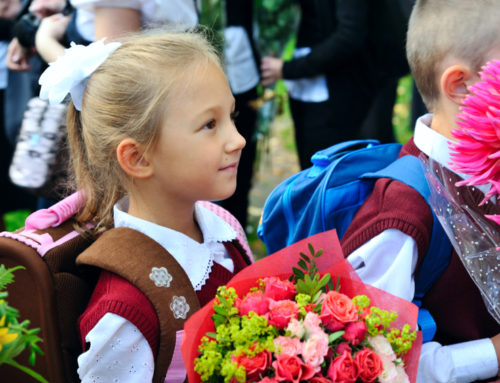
[5,359,49,383]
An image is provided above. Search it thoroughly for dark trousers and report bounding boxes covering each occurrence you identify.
[219,87,258,230]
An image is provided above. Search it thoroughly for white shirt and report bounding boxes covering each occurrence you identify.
[71,0,199,42]
[224,26,259,95]
[77,200,237,382]
[284,47,330,103]
[347,114,498,382]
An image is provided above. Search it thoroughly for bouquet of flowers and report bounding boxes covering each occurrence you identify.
[420,58,500,324]
[182,230,421,382]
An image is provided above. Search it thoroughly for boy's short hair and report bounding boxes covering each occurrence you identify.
[406,0,500,111]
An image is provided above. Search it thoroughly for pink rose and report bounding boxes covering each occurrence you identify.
[286,318,305,339]
[335,342,352,355]
[263,277,297,301]
[302,331,329,372]
[342,321,368,346]
[257,378,279,383]
[327,351,359,383]
[273,336,302,357]
[355,348,383,383]
[303,312,322,336]
[232,350,272,382]
[272,354,316,383]
[320,291,358,331]
[236,290,270,316]
[310,375,333,383]
[268,299,299,329]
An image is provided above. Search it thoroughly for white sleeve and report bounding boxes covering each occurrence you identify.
[71,0,142,12]
[418,339,498,383]
[347,229,499,382]
[346,228,417,301]
[77,312,154,383]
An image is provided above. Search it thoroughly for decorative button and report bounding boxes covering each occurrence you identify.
[170,296,190,319]
[149,267,172,288]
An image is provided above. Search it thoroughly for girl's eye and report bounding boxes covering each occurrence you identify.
[202,120,216,130]
[230,110,240,121]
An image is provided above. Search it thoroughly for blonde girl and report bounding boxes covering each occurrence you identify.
[39,30,252,382]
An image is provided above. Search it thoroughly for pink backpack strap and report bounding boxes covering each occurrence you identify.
[25,191,85,230]
[0,191,87,257]
[197,200,254,263]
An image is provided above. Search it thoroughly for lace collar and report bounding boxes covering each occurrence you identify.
[113,198,236,291]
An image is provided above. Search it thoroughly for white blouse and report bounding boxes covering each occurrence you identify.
[347,114,498,382]
[77,200,237,383]
[71,0,199,42]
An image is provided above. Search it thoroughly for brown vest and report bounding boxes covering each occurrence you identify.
[76,227,201,383]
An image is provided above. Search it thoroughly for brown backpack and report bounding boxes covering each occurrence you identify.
[0,194,252,382]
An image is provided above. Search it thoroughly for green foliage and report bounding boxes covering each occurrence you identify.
[3,210,30,232]
[290,243,332,299]
[387,324,418,356]
[254,0,300,56]
[393,75,414,144]
[0,265,47,383]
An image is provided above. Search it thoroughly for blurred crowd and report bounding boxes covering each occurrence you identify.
[0,0,414,231]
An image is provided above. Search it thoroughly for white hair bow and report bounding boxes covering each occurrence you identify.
[39,39,122,111]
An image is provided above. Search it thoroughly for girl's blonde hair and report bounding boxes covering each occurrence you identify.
[406,0,500,111]
[67,30,222,234]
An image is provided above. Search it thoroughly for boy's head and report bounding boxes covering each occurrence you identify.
[407,0,500,113]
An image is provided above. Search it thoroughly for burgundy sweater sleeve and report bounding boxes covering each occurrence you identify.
[78,271,160,356]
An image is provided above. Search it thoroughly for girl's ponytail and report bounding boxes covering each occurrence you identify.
[67,102,119,235]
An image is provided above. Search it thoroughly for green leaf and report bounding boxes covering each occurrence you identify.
[308,243,315,256]
[312,290,322,303]
[212,314,226,327]
[213,306,227,316]
[0,265,25,290]
[328,330,345,344]
[315,249,323,258]
[327,279,334,292]
[299,252,311,263]
[298,259,307,271]
[5,360,49,383]
[292,267,305,280]
[318,274,331,288]
[335,275,341,292]
[206,332,217,339]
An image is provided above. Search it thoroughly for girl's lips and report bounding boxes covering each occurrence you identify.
[219,162,238,171]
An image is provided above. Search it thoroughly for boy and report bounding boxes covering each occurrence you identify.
[341,1,500,381]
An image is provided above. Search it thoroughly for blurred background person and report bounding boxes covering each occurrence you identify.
[261,0,413,169]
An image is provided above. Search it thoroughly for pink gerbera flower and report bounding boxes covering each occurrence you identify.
[450,59,500,224]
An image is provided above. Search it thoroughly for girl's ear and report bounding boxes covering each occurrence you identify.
[116,138,153,178]
[440,64,472,106]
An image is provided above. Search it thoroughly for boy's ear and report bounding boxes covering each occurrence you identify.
[440,64,472,106]
[116,138,153,179]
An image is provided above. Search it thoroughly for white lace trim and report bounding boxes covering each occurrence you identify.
[194,254,214,291]
[113,198,235,291]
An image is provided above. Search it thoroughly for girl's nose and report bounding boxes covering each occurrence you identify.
[226,124,246,153]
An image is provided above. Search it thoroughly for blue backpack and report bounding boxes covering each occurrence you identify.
[257,139,452,342]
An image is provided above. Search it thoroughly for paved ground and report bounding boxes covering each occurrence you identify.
[246,114,300,258]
